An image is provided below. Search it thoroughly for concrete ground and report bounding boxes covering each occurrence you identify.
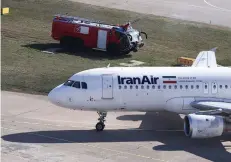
[1,91,231,162]
[69,0,231,28]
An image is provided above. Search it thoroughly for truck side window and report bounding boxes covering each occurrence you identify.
[115,31,121,39]
[81,82,87,89]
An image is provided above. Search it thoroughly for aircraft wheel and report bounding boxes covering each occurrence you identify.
[96,122,105,131]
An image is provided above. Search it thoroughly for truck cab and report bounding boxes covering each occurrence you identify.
[109,22,146,55]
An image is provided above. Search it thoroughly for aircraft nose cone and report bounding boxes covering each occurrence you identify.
[48,89,57,104]
[48,85,63,105]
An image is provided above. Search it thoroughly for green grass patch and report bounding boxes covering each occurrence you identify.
[2,0,231,94]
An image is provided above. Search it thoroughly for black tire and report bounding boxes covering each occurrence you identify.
[73,38,84,49]
[107,43,130,56]
[60,36,72,49]
[107,43,120,56]
[123,51,131,54]
[96,122,105,131]
[60,36,84,51]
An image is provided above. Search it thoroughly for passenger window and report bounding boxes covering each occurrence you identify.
[124,85,127,89]
[152,85,155,89]
[180,85,183,89]
[147,85,149,89]
[163,85,166,89]
[213,85,216,89]
[73,81,80,88]
[130,85,133,89]
[136,85,138,89]
[174,85,177,89]
[119,85,122,89]
[169,85,171,89]
[158,85,161,89]
[185,85,188,89]
[220,85,222,89]
[191,85,194,89]
[64,80,74,86]
[141,85,144,89]
[196,85,199,89]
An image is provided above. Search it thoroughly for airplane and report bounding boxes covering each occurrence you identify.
[48,48,231,139]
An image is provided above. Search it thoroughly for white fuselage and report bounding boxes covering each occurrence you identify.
[48,67,231,114]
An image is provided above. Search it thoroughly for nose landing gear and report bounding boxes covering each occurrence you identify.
[96,111,107,131]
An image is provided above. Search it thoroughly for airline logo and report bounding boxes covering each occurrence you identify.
[162,76,177,84]
[118,76,159,84]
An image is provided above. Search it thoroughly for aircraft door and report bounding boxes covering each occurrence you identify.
[211,82,218,94]
[102,74,113,99]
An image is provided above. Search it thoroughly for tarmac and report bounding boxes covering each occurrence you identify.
[1,91,231,162]
[69,0,231,28]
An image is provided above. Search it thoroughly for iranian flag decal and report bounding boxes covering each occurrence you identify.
[162,76,177,84]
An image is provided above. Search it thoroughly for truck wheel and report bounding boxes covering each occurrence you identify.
[60,37,84,51]
[107,43,121,56]
[60,37,72,49]
[73,38,84,50]
[123,51,130,55]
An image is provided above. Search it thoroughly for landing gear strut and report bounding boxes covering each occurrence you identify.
[95,112,107,131]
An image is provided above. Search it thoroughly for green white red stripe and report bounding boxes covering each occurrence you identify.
[162,76,177,84]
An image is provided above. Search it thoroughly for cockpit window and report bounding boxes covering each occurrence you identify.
[64,80,74,86]
[81,82,87,89]
[73,81,80,88]
[64,80,87,89]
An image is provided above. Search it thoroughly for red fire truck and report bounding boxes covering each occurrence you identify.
[51,14,147,55]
